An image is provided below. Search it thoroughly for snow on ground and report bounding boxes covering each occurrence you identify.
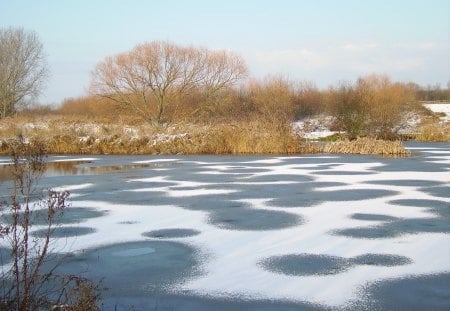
[301,130,338,140]
[424,103,450,122]
[7,145,445,309]
[151,133,189,145]
[292,115,339,139]
[292,103,450,138]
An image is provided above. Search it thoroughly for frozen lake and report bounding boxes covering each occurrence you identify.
[1,142,449,310]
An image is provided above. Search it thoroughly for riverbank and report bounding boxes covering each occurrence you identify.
[0,116,413,156]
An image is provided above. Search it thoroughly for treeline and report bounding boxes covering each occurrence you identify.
[416,84,450,101]
[52,74,441,140]
[7,39,448,140]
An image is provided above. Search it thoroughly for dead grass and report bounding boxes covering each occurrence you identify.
[414,120,450,142]
[0,116,303,155]
[189,121,302,154]
[0,115,412,156]
[324,137,410,156]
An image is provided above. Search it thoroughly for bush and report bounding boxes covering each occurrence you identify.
[326,75,416,140]
[358,75,415,139]
[326,82,366,139]
[292,81,325,118]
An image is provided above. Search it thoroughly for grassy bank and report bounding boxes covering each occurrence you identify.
[0,116,412,156]
[0,116,305,155]
[414,121,450,142]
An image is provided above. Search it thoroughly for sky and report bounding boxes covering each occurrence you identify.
[1,0,449,105]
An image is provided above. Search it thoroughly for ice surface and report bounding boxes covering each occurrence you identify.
[2,143,448,309]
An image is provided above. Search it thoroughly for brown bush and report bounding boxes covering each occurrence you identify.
[59,96,127,121]
[326,81,366,139]
[243,76,295,122]
[326,75,416,140]
[292,81,325,118]
[358,74,415,139]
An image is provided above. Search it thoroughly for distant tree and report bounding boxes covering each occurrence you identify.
[90,41,247,124]
[0,27,48,118]
[416,83,450,101]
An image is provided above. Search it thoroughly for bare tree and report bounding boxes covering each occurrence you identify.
[0,28,49,118]
[90,41,247,123]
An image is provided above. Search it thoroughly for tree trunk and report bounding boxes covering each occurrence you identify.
[156,95,164,124]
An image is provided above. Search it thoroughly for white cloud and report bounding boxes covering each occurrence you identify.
[248,40,449,86]
[340,42,378,52]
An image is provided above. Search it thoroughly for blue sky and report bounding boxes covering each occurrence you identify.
[1,0,449,104]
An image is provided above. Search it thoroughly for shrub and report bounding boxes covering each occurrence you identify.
[292,81,325,118]
[358,75,415,140]
[326,75,416,140]
[326,82,366,139]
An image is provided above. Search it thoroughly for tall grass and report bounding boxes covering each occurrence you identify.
[324,137,410,156]
[1,115,414,156]
[191,122,301,154]
[0,116,305,155]
[414,121,450,142]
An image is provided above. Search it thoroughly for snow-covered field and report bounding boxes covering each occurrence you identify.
[1,143,449,310]
[424,103,450,122]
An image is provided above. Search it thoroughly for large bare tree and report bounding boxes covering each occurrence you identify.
[0,28,48,118]
[90,41,247,123]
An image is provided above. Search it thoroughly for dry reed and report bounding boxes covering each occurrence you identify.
[414,121,450,142]
[0,116,414,156]
[324,137,410,155]
[0,117,303,155]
